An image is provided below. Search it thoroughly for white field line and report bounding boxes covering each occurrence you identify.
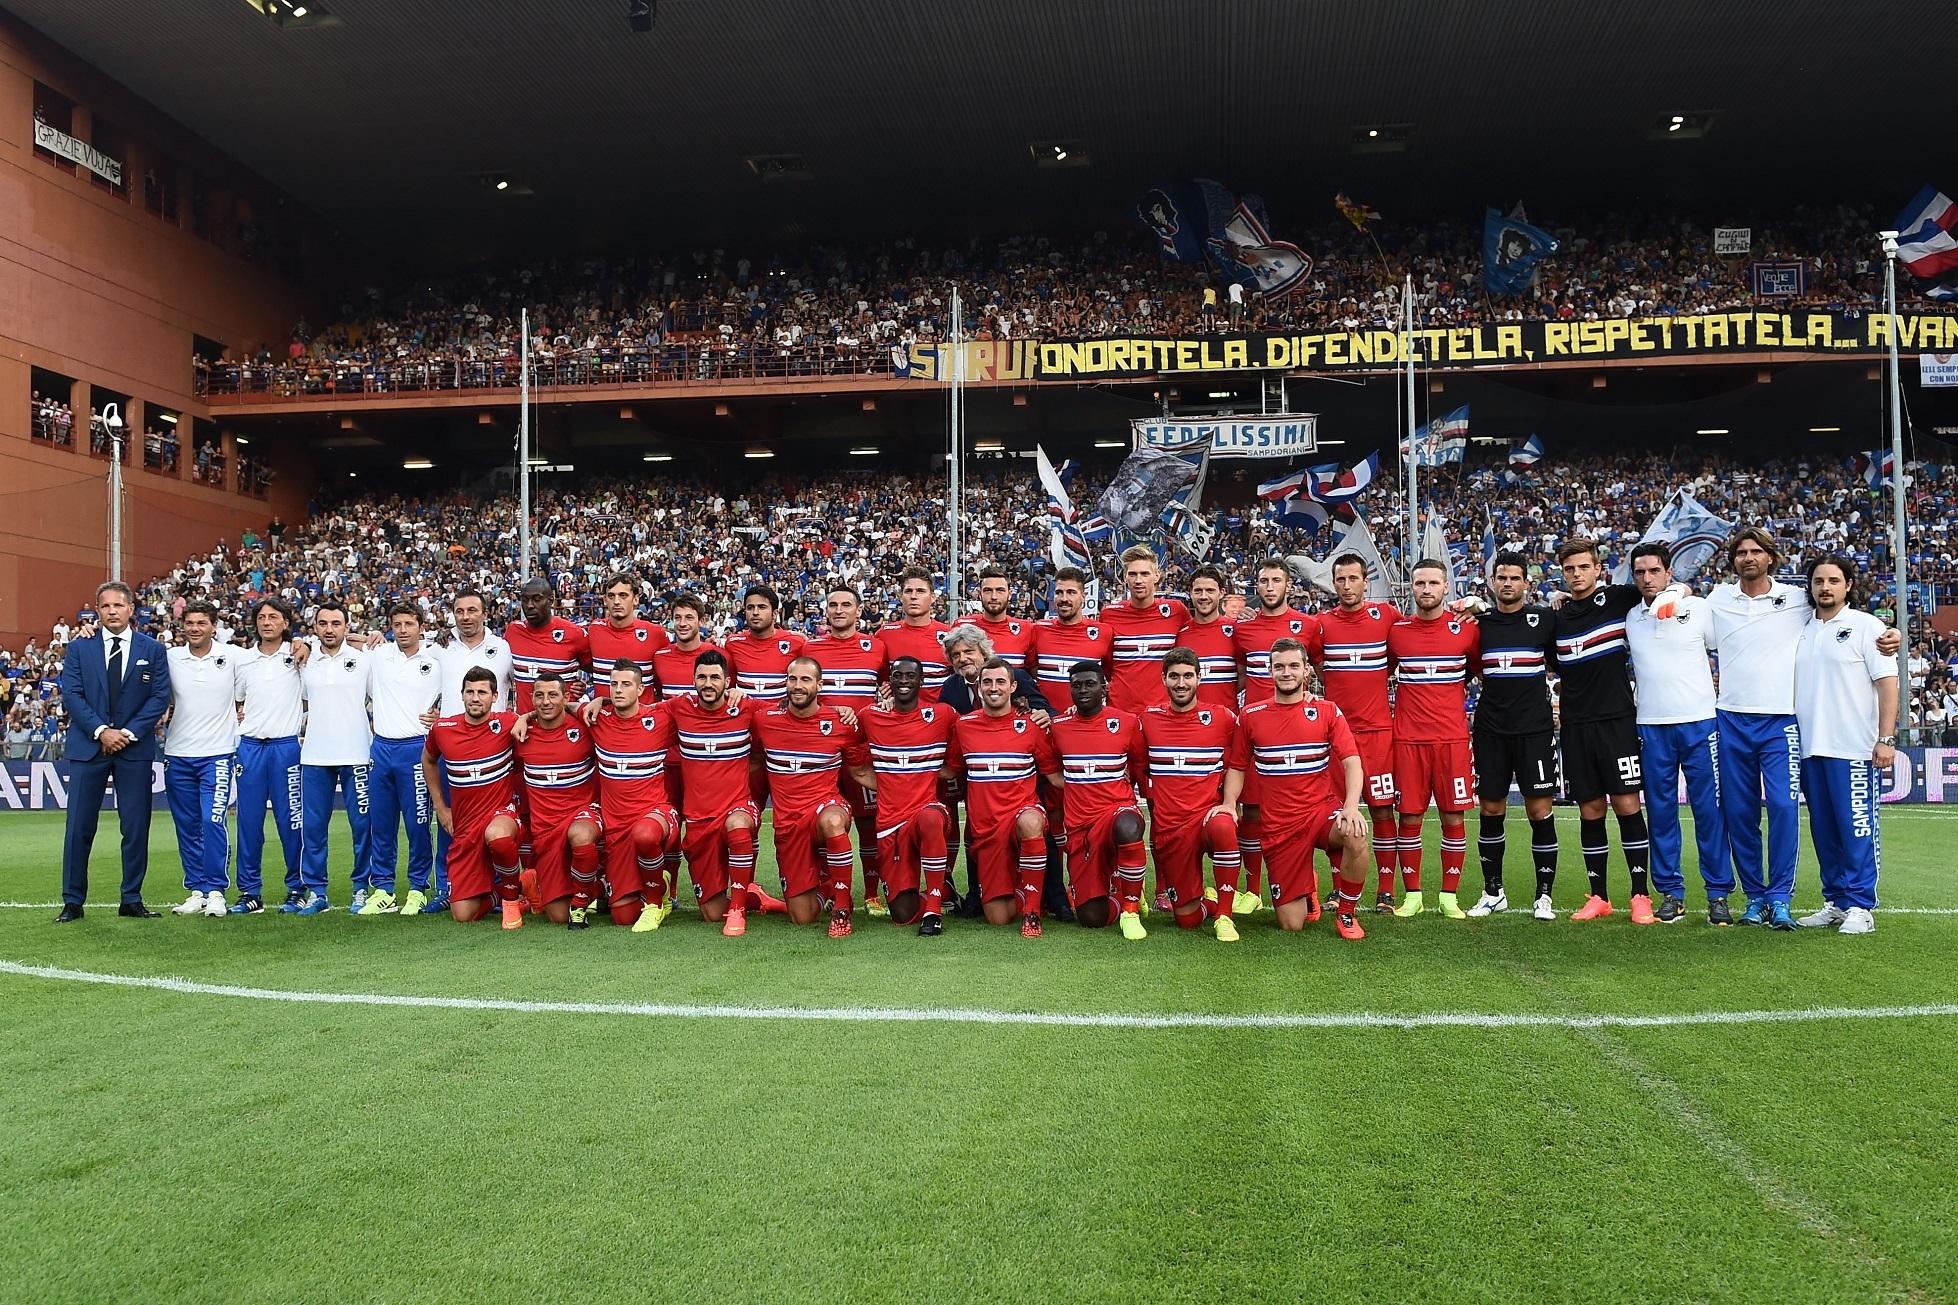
[3,960,1956,1032]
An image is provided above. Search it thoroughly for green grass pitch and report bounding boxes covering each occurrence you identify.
[2,806,1955,1303]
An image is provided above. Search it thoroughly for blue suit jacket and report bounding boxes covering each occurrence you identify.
[61,630,172,762]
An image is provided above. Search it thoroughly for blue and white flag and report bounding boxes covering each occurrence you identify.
[1207,199,1313,299]
[1305,451,1382,503]
[1895,186,1958,279]
[1613,489,1734,583]
[1481,513,1498,581]
[1272,495,1333,535]
[1036,444,1092,569]
[1092,431,1215,559]
[1509,434,1544,468]
[1856,448,1897,490]
[1135,179,1234,264]
[1403,407,1468,466]
[1257,468,1311,501]
[1483,209,1560,296]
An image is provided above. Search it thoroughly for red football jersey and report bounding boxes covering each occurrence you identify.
[859,703,960,825]
[1139,703,1237,823]
[1385,614,1479,743]
[590,700,675,810]
[954,613,1036,667]
[504,617,591,713]
[876,620,953,704]
[1227,697,1361,824]
[587,618,670,696]
[651,639,719,699]
[1099,598,1190,711]
[751,704,865,810]
[724,627,807,705]
[668,694,758,821]
[1030,617,1113,700]
[952,710,1060,830]
[513,714,597,827]
[1177,616,1240,709]
[1232,608,1320,704]
[806,631,888,705]
[1048,706,1145,825]
[426,711,518,829]
[1314,602,1400,732]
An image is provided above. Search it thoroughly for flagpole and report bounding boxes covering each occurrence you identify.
[1881,232,1911,733]
[1404,274,1418,565]
[948,286,963,613]
[519,307,531,583]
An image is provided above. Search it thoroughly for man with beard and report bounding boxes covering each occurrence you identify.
[422,667,526,926]
[955,565,1037,668]
[1140,647,1243,941]
[588,660,680,931]
[952,658,1064,937]
[586,571,669,698]
[1311,553,1402,911]
[1384,561,1480,920]
[1029,567,1112,705]
[232,598,307,914]
[809,584,891,913]
[1467,553,1561,920]
[1231,557,1320,912]
[1048,662,1149,937]
[512,672,605,929]
[669,650,786,937]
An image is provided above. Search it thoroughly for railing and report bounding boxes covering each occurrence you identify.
[30,408,74,446]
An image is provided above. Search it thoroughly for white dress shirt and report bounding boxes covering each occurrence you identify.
[164,645,241,758]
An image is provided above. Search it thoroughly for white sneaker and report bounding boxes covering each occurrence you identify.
[1797,903,1846,929]
[350,888,368,914]
[201,892,228,918]
[1467,891,1508,917]
[1532,894,1556,921]
[1837,907,1875,935]
[172,891,207,916]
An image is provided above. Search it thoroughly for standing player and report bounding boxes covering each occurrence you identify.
[858,656,961,934]
[1048,662,1150,937]
[506,576,591,712]
[1029,567,1111,705]
[1625,542,1733,924]
[1232,557,1319,910]
[422,666,527,927]
[233,599,306,913]
[163,601,239,918]
[877,566,953,704]
[1180,565,1240,710]
[589,660,680,931]
[652,593,718,699]
[1099,544,1190,711]
[587,571,669,698]
[725,583,806,706]
[1469,553,1561,920]
[362,603,444,916]
[1217,638,1368,939]
[1384,561,1480,919]
[952,658,1064,936]
[1791,555,1897,936]
[1140,648,1243,942]
[297,600,374,916]
[1549,539,1654,924]
[750,655,870,938]
[1312,553,1401,910]
[955,565,1037,668]
[810,583,891,912]
[669,650,783,937]
[513,672,604,929]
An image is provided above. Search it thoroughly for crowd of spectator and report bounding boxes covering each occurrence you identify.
[198,205,1947,398]
[6,448,1958,756]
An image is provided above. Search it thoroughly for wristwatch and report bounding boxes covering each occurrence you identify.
[1878,735,1897,746]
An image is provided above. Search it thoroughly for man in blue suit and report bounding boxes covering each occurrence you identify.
[55,581,173,922]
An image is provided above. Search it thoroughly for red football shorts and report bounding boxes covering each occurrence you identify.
[969,802,1047,903]
[874,801,951,898]
[681,800,760,904]
[529,803,604,904]
[1262,803,1341,906]
[772,795,853,898]
[1150,812,1216,908]
[445,800,524,902]
[1064,804,1141,906]
[1392,738,1475,815]
[840,772,877,820]
[601,801,679,898]
[1355,728,1397,809]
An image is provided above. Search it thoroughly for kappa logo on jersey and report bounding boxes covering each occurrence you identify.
[820,719,834,736]
[777,639,792,655]
[552,628,566,642]
[1526,612,1540,627]
[1197,710,1212,725]
[1013,719,1027,734]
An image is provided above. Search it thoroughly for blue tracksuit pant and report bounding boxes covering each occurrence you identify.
[368,735,433,893]
[1638,718,1732,898]
[1800,756,1881,911]
[235,735,303,898]
[1716,710,1802,905]
[301,763,372,897]
[166,753,235,894]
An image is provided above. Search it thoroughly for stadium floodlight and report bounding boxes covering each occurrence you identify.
[1695,428,1730,435]
[1094,439,1125,448]
[1653,111,1717,139]
[744,449,774,459]
[849,446,878,456]
[1352,124,1412,153]
[233,436,250,446]
[1809,426,1842,433]
[629,0,654,32]
[1028,140,1089,169]
[641,453,672,462]
[402,458,434,470]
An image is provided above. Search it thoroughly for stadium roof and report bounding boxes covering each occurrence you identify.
[12,0,1938,257]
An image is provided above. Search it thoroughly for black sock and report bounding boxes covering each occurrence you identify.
[1530,816,1559,900]
[1580,816,1609,899]
[1477,813,1506,896]
[1618,811,1651,897]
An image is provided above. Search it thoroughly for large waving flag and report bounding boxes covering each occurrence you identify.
[1306,452,1381,504]
[1403,408,1468,466]
[1853,448,1897,490]
[1613,489,1735,583]
[1895,187,1958,279]
[1483,210,1560,296]
[1135,179,1234,264]
[1208,199,1313,299]
[1509,434,1545,469]
[1036,444,1092,568]
[1257,468,1310,502]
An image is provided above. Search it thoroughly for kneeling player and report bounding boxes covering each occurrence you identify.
[752,656,870,937]
[514,673,605,929]
[859,657,960,934]
[952,658,1064,937]
[1217,638,1369,938]
[590,659,680,930]
[1050,661,1150,938]
[669,650,783,936]
[1141,648,1243,942]
[422,666,528,927]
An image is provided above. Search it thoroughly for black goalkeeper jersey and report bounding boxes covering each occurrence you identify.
[1551,583,1641,723]
[1472,604,1557,736]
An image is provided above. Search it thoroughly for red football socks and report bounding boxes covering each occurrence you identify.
[1397,814,1425,892]
[824,832,855,915]
[1373,812,1398,895]
[1114,838,1147,915]
[1238,813,1264,897]
[1016,835,1046,915]
[487,832,522,902]
[1440,824,1467,893]
[920,813,950,913]
[569,839,600,909]
[1205,811,1240,918]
